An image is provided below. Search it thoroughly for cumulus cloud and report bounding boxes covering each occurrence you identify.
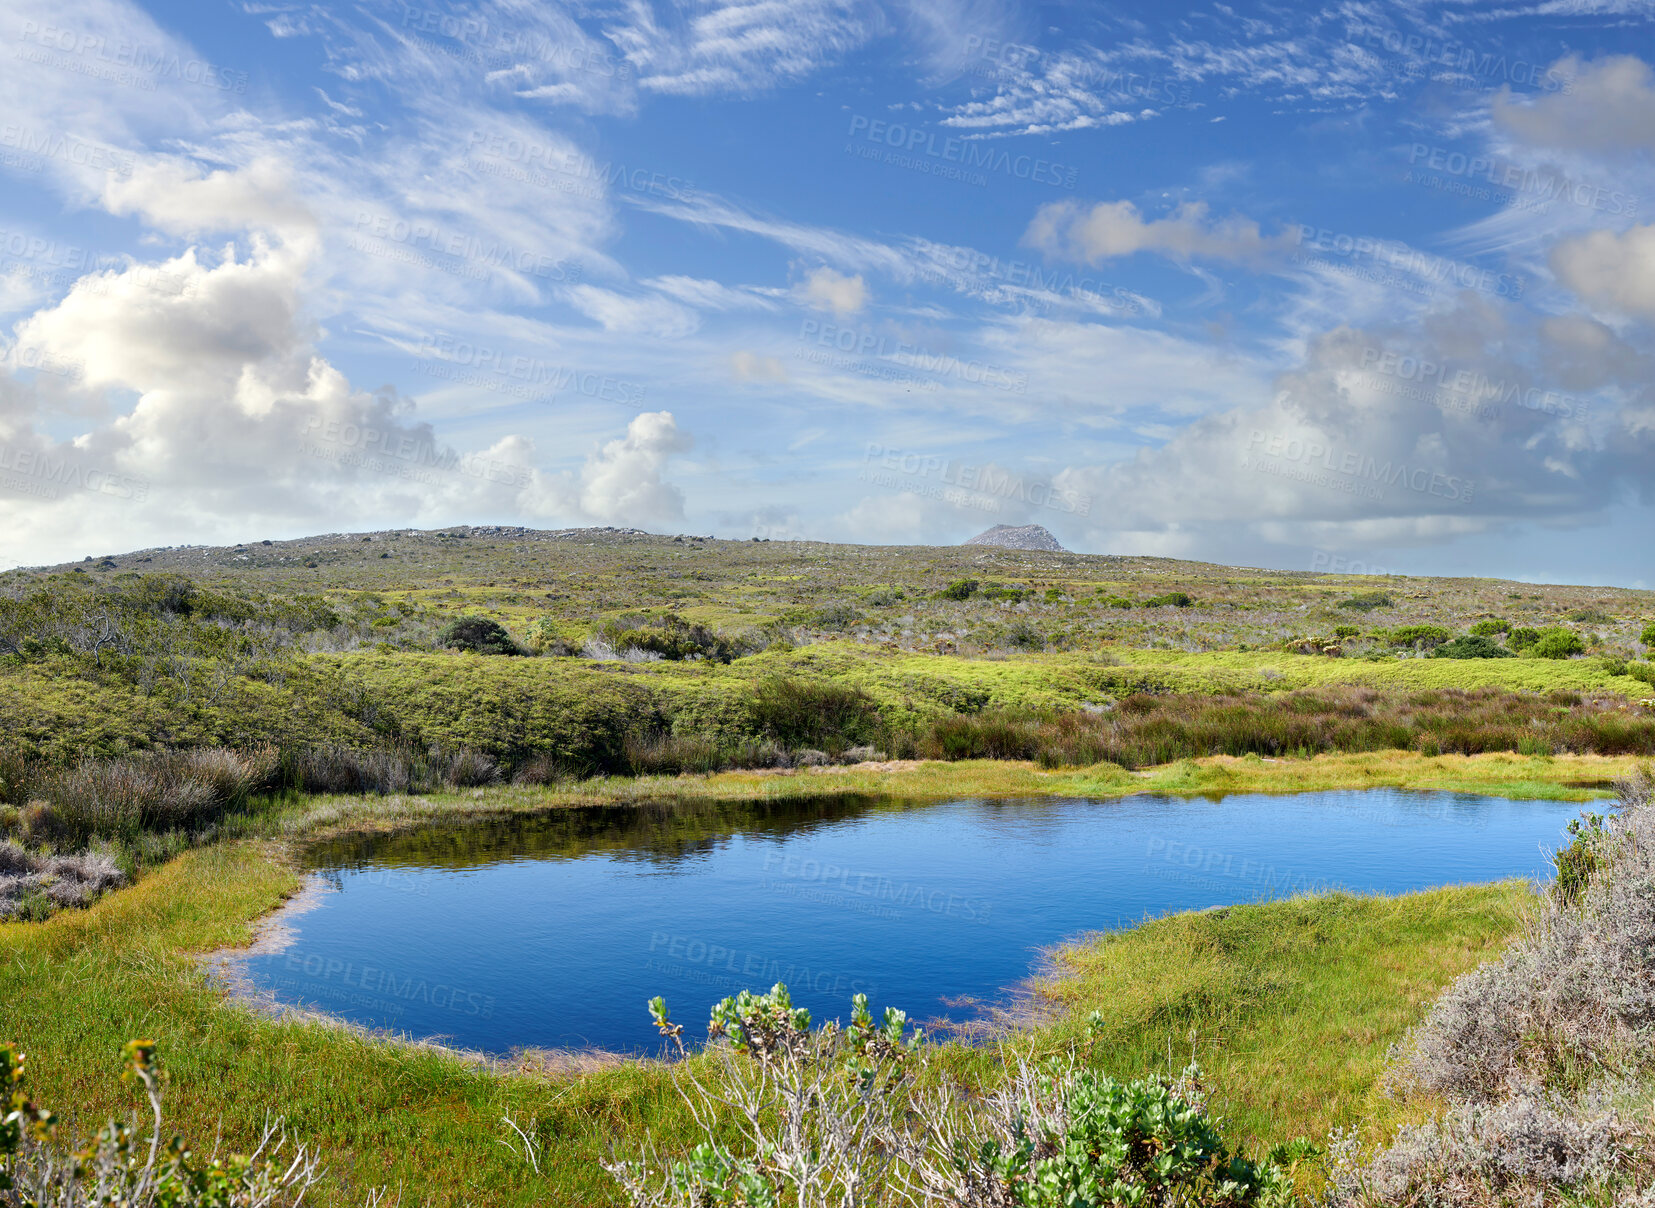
[1550,225,1655,319]
[1023,200,1295,266]
[1493,55,1655,152]
[576,410,694,524]
[1054,305,1639,559]
[0,231,549,560]
[797,266,870,316]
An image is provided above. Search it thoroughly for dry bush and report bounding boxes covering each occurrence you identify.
[0,839,125,919]
[1331,767,1655,1206]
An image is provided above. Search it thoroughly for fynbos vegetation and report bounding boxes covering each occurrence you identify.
[1331,768,1655,1205]
[605,985,1308,1207]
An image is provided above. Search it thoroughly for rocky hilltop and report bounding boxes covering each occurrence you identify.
[963,524,1068,552]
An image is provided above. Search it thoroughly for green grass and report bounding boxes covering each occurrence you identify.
[1027,883,1531,1147]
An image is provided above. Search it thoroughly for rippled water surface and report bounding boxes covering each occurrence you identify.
[235,789,1579,1054]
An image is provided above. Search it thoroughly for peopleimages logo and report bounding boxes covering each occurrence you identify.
[1406,145,1636,218]
[846,116,1078,190]
[1244,430,1474,505]
[0,444,150,502]
[1359,347,1592,421]
[1291,225,1523,299]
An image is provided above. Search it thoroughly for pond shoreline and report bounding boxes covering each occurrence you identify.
[272,748,1629,844]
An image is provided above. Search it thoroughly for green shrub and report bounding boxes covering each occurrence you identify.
[1097,594,1134,609]
[600,615,737,662]
[1385,624,1452,650]
[1337,591,1393,611]
[437,615,519,655]
[1553,812,1609,907]
[1469,619,1510,636]
[1333,625,1360,638]
[1525,627,1585,660]
[1642,622,1655,649]
[523,617,563,653]
[1004,620,1047,651]
[1043,587,1065,602]
[1429,635,1517,660]
[1567,607,1612,623]
[1142,592,1194,608]
[982,585,1027,602]
[1508,626,1542,651]
[936,578,979,601]
[610,985,1302,1208]
[1628,662,1655,685]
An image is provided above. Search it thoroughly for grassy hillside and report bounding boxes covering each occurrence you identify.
[1,526,1652,770]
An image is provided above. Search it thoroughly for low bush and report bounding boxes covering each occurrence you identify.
[608,985,1304,1208]
[0,841,124,920]
[1428,635,1516,660]
[37,746,274,844]
[1142,591,1195,608]
[1384,624,1452,651]
[1508,626,1543,651]
[437,615,520,655]
[901,687,1655,769]
[597,615,736,663]
[1643,622,1655,649]
[1525,627,1586,660]
[936,578,979,601]
[1468,619,1509,636]
[1337,592,1393,611]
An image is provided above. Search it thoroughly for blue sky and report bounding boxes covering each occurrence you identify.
[1,0,1652,585]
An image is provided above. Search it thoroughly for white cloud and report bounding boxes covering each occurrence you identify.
[797,266,870,316]
[567,285,701,337]
[576,409,694,524]
[1494,55,1655,152]
[1550,225,1655,319]
[1023,200,1296,266]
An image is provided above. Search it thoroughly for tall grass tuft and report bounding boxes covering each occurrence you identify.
[36,746,274,845]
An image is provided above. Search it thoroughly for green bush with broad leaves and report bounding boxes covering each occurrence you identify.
[436,615,520,656]
[1384,625,1451,651]
[1524,627,1585,660]
[1428,635,1516,660]
[605,983,1308,1208]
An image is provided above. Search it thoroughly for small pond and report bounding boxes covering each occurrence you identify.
[230,789,1580,1055]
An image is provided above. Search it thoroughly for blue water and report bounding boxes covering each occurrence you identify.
[235,790,1581,1055]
